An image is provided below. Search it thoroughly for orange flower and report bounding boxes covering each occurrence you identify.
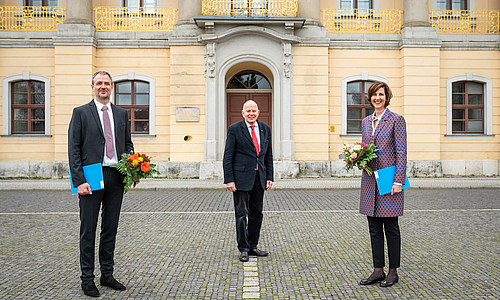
[127,153,139,161]
[141,162,150,173]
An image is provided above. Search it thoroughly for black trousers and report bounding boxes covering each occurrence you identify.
[79,166,124,281]
[367,216,401,269]
[233,174,265,252]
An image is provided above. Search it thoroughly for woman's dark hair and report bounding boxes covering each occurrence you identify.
[367,81,392,108]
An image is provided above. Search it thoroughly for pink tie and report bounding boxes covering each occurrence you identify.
[251,125,259,170]
[102,106,115,159]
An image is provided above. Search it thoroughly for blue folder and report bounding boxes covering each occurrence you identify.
[70,163,104,195]
[374,165,410,196]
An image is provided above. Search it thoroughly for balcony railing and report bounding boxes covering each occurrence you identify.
[93,7,177,31]
[202,0,297,17]
[0,6,65,31]
[430,10,499,34]
[322,9,403,34]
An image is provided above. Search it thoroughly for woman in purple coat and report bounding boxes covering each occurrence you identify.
[358,81,407,287]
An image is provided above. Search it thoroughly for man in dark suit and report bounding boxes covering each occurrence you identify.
[223,100,274,262]
[68,71,134,297]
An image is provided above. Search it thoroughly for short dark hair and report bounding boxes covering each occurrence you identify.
[367,81,393,108]
[92,71,113,85]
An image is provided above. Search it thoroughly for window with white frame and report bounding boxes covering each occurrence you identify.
[2,72,51,139]
[112,73,156,137]
[447,73,492,138]
[341,73,387,138]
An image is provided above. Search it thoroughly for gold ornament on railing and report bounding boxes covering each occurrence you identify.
[202,0,297,17]
[93,7,177,32]
[0,6,65,31]
[321,9,403,34]
[430,10,499,34]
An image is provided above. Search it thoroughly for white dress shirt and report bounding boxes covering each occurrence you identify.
[94,99,118,166]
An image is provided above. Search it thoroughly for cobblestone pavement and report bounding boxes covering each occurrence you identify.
[1,188,499,299]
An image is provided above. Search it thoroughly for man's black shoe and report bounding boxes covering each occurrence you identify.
[239,251,249,262]
[249,248,268,256]
[82,280,100,297]
[100,276,126,291]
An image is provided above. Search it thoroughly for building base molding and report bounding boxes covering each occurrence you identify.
[1,160,499,179]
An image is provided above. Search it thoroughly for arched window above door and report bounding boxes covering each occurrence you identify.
[227,71,271,89]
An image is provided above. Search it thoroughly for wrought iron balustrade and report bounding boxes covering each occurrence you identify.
[93,7,177,31]
[322,9,402,34]
[0,6,64,31]
[430,10,499,34]
[202,0,297,17]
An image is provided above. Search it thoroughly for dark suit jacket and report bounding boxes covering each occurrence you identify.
[223,120,274,191]
[68,100,133,188]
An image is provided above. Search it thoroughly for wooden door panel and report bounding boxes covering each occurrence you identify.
[227,93,272,130]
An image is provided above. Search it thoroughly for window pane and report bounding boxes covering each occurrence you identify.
[452,94,464,105]
[451,0,467,10]
[125,0,140,6]
[254,77,271,89]
[364,94,370,105]
[248,74,263,88]
[13,121,28,132]
[347,120,361,132]
[135,81,149,93]
[48,0,58,6]
[32,121,45,131]
[436,0,447,10]
[13,81,28,93]
[135,94,149,105]
[340,0,353,9]
[452,109,464,119]
[134,108,149,119]
[13,93,28,105]
[364,81,373,93]
[134,121,149,132]
[468,109,482,120]
[468,121,482,132]
[347,108,362,119]
[14,109,28,120]
[31,81,44,93]
[468,94,482,105]
[452,82,464,93]
[32,93,45,105]
[116,82,131,93]
[468,82,482,94]
[32,109,45,120]
[116,94,132,105]
[347,94,361,105]
[452,121,464,132]
[143,0,157,7]
[347,81,361,93]
[366,108,374,116]
[227,78,246,89]
[238,74,250,87]
[358,0,371,9]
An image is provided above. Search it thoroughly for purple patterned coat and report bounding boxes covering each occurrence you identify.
[359,109,407,217]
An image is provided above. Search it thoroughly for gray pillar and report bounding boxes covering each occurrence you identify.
[297,0,321,25]
[64,0,92,24]
[178,0,203,24]
[403,0,430,27]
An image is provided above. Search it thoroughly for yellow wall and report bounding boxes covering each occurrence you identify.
[440,50,500,160]
[96,48,171,161]
[0,48,56,161]
[293,46,330,161]
[169,46,205,161]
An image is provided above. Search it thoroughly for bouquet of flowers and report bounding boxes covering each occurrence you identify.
[341,142,379,176]
[112,151,160,193]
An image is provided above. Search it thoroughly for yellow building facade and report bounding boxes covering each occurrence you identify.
[0,0,499,178]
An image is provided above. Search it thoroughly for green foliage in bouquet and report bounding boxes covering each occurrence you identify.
[342,142,379,176]
[112,151,160,193]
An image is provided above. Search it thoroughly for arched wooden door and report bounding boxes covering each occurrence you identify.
[226,71,272,130]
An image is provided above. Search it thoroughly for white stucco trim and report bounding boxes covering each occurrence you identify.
[446,72,492,138]
[341,72,387,137]
[2,72,51,139]
[112,72,156,136]
[205,52,294,161]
